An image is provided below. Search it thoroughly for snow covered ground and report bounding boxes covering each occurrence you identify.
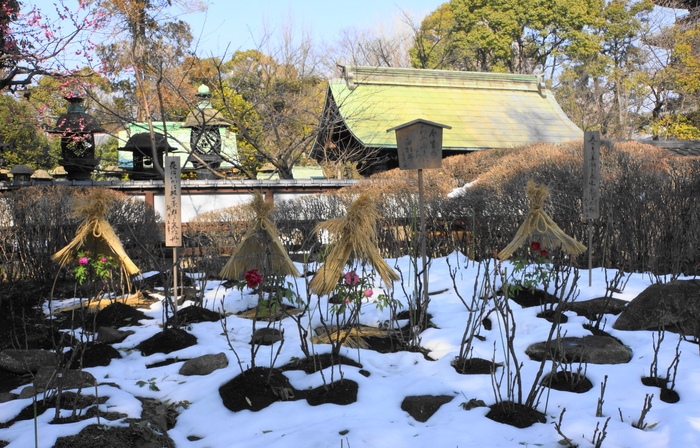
[2,252,700,448]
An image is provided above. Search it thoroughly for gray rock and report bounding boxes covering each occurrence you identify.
[251,328,284,345]
[612,280,700,337]
[401,395,455,422]
[0,392,16,403]
[179,353,228,376]
[526,335,632,364]
[97,326,135,344]
[32,366,97,394]
[0,349,57,374]
[567,297,628,320]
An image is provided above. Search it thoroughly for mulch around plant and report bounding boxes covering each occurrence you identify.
[485,401,546,428]
[236,303,303,322]
[219,367,302,412]
[174,306,223,325]
[541,371,593,393]
[305,379,358,406]
[65,342,122,368]
[500,288,559,308]
[94,302,152,329]
[279,353,362,374]
[135,328,197,356]
[641,376,680,403]
[451,357,499,375]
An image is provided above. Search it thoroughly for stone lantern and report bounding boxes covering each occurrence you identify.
[183,84,231,179]
[119,132,175,180]
[10,164,33,183]
[48,94,104,181]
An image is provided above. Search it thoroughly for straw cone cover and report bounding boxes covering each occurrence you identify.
[52,189,140,275]
[219,192,300,279]
[309,192,399,296]
[498,180,586,260]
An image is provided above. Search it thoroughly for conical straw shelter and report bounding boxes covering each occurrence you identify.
[219,192,300,279]
[309,192,399,296]
[52,189,140,276]
[498,179,586,260]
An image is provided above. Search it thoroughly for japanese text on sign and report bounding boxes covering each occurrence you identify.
[164,156,182,246]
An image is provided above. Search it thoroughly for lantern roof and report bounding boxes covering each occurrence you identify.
[183,84,231,128]
[120,132,175,153]
[49,96,105,135]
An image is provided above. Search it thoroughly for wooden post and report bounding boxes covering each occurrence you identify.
[387,119,451,330]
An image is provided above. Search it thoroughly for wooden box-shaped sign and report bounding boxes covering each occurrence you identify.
[387,119,451,170]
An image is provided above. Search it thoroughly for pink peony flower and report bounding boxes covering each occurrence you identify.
[344,271,360,286]
[364,289,373,297]
[100,257,108,263]
[78,257,89,265]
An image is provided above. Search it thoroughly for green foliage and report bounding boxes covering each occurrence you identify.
[554,0,654,138]
[502,242,555,297]
[73,251,118,286]
[0,94,55,169]
[136,378,160,392]
[412,0,601,74]
[203,49,325,179]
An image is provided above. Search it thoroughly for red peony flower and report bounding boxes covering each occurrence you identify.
[530,241,541,251]
[244,269,263,288]
[540,250,549,256]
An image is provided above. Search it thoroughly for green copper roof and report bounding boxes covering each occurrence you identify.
[329,66,582,151]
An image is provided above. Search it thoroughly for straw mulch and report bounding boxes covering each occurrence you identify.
[309,192,399,296]
[498,180,586,260]
[219,192,300,279]
[52,189,140,275]
[311,325,394,349]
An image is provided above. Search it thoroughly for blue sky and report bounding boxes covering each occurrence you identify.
[186,0,446,55]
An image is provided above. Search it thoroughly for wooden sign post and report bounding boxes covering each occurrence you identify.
[387,119,451,331]
[583,131,601,286]
[164,156,182,316]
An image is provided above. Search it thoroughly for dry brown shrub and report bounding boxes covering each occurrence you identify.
[0,186,161,282]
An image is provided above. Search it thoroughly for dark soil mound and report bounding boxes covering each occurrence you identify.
[0,392,108,429]
[502,288,559,308]
[53,423,175,448]
[65,342,122,368]
[219,367,301,412]
[135,271,194,290]
[641,377,680,403]
[279,353,362,374]
[451,357,499,375]
[174,306,222,325]
[485,401,546,428]
[0,369,30,394]
[0,280,75,350]
[306,379,358,406]
[95,302,151,329]
[537,309,569,323]
[136,328,197,356]
[541,371,593,393]
[641,376,667,388]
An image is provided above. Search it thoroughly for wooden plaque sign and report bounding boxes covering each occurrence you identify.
[387,119,451,170]
[164,156,182,247]
[583,131,601,220]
